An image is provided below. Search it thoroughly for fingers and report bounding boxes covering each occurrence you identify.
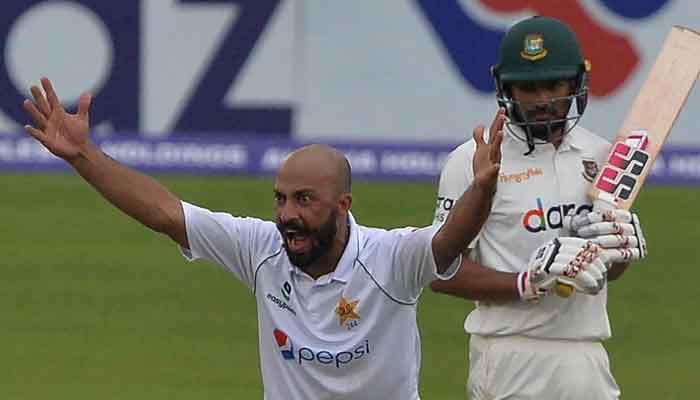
[77,92,92,121]
[472,124,486,146]
[577,222,636,237]
[591,234,639,249]
[24,124,47,144]
[41,77,63,112]
[601,248,640,264]
[567,209,633,231]
[473,108,506,147]
[30,85,51,115]
[23,99,48,129]
[489,108,506,137]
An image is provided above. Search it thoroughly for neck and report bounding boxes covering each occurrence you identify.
[301,220,350,280]
[549,130,564,148]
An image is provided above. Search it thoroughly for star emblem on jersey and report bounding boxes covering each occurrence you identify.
[335,296,360,327]
[582,159,600,182]
[521,33,548,61]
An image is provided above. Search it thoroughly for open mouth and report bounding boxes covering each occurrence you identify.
[283,229,312,253]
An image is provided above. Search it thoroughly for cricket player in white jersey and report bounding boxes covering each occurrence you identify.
[431,17,648,400]
[23,77,504,399]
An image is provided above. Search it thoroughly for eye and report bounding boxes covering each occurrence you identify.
[298,193,312,205]
[273,192,284,205]
[513,82,537,93]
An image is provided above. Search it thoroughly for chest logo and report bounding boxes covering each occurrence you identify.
[499,167,543,183]
[335,296,360,328]
[281,281,292,301]
[582,159,599,182]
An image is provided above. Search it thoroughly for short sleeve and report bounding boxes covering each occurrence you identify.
[180,201,281,290]
[432,142,475,227]
[376,226,461,303]
[432,141,480,250]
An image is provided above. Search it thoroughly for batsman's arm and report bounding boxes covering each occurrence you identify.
[22,77,187,248]
[432,110,504,273]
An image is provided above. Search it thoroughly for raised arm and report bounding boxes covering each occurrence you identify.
[431,110,504,273]
[23,77,187,247]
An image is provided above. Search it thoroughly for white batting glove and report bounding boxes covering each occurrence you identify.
[518,237,607,301]
[563,209,647,264]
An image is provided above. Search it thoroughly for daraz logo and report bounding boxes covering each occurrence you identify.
[522,198,592,233]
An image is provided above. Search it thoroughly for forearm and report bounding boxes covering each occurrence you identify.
[430,255,520,301]
[69,142,186,245]
[432,182,493,273]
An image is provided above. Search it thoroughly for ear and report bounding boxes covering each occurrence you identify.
[338,193,352,212]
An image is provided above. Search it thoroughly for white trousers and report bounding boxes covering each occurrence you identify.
[467,334,620,400]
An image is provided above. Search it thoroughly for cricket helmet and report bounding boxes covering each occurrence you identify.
[491,16,591,153]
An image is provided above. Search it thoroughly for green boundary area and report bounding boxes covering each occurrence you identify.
[2,173,697,399]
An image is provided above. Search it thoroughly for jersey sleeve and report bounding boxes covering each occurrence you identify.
[179,201,280,290]
[433,142,475,227]
[375,226,461,303]
[432,141,480,250]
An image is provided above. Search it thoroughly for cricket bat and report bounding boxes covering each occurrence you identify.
[556,26,700,298]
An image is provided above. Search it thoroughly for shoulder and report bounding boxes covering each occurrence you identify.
[356,225,421,251]
[571,125,611,149]
[183,202,281,247]
[438,140,477,192]
[569,125,612,162]
[444,140,476,166]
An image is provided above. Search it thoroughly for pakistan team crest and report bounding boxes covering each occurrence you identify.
[582,159,599,182]
[335,296,360,329]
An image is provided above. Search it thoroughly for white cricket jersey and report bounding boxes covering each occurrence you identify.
[433,125,612,340]
[180,202,459,400]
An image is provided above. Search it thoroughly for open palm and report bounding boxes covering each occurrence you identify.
[23,77,92,161]
[472,108,504,192]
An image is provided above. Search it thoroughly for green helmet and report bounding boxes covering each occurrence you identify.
[491,16,590,154]
[493,16,588,83]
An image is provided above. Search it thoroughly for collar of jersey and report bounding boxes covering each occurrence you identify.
[505,124,585,153]
[288,211,361,284]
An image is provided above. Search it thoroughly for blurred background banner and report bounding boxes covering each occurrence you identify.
[0,0,698,180]
[1,131,699,184]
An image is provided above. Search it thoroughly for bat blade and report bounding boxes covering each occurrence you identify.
[557,26,700,298]
[588,26,700,210]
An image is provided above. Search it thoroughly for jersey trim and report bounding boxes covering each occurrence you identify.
[356,258,417,306]
[253,248,285,295]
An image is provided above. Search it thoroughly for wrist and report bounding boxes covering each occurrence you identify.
[517,271,535,301]
[470,177,497,196]
[67,141,100,167]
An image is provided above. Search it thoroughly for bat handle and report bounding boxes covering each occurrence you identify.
[593,198,617,212]
[555,280,575,297]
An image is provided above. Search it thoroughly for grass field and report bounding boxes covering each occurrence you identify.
[2,172,698,399]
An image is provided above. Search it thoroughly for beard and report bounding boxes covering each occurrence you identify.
[276,210,338,268]
[513,99,571,140]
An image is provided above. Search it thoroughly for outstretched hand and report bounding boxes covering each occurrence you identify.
[472,108,505,192]
[22,77,92,162]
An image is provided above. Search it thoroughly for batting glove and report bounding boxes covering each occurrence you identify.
[519,237,607,301]
[563,209,647,264]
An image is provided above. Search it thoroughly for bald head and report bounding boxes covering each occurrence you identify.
[279,144,351,195]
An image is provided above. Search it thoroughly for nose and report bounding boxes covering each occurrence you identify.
[276,200,300,224]
[533,87,556,103]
